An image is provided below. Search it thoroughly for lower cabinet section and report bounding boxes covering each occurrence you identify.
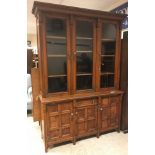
[41,93,123,152]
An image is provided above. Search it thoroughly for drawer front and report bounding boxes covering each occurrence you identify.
[76,98,97,107]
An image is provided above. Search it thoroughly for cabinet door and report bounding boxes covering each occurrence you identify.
[45,16,71,94]
[47,101,73,141]
[97,22,120,90]
[98,96,120,132]
[72,18,96,92]
[75,98,97,137]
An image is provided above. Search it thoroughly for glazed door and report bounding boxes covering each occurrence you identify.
[74,98,97,138]
[45,16,71,94]
[47,101,74,141]
[97,21,120,90]
[72,18,96,93]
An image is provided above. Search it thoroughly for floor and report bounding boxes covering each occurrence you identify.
[27,116,128,155]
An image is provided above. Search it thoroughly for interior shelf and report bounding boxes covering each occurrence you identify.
[76,37,93,40]
[77,51,92,53]
[48,74,67,78]
[101,39,115,42]
[77,73,92,76]
[48,54,66,57]
[101,72,114,75]
[101,54,115,57]
[46,35,66,39]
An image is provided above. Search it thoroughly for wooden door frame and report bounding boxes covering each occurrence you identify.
[41,13,72,96]
[71,16,97,94]
[96,19,121,92]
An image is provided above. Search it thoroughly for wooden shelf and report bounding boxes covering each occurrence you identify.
[77,73,92,76]
[101,39,115,42]
[48,74,67,78]
[101,55,115,57]
[48,54,66,57]
[77,51,92,53]
[46,35,66,39]
[101,72,114,75]
[76,37,92,40]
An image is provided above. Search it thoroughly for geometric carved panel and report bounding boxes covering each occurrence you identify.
[48,104,58,113]
[49,129,59,139]
[102,108,110,120]
[62,127,71,136]
[101,98,109,107]
[102,119,109,129]
[61,102,72,112]
[61,113,70,126]
[77,108,85,120]
[78,121,85,134]
[110,106,117,118]
[87,119,96,131]
[49,115,59,129]
[87,106,95,119]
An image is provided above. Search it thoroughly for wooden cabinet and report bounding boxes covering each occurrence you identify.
[32,1,126,152]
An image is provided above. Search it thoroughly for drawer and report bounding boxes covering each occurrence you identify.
[101,98,109,107]
[76,99,96,107]
[110,96,120,106]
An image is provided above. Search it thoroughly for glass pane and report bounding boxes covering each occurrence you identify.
[76,21,93,38]
[46,18,67,93]
[101,41,115,55]
[76,20,93,90]
[76,75,92,90]
[100,23,116,88]
[48,77,67,93]
[102,23,116,40]
[46,18,66,36]
[101,57,115,73]
[46,38,66,55]
[77,39,92,51]
[100,75,114,88]
[77,52,92,73]
[47,57,67,75]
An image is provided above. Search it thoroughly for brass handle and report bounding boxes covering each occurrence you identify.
[100,108,103,111]
[71,113,74,116]
[75,112,78,115]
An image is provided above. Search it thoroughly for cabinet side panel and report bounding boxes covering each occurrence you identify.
[31,68,41,121]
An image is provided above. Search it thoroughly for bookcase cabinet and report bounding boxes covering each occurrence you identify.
[32,1,125,152]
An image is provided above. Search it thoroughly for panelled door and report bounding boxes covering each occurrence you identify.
[74,98,98,138]
[72,17,96,93]
[47,101,74,141]
[98,95,120,134]
[45,15,71,94]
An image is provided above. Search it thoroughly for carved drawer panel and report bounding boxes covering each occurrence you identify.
[77,108,86,121]
[48,104,58,115]
[101,98,109,107]
[62,127,72,137]
[76,99,95,107]
[110,118,118,127]
[61,102,72,112]
[61,113,71,126]
[48,129,60,139]
[102,108,110,120]
[87,106,96,119]
[49,115,59,129]
[78,121,86,134]
[110,96,120,106]
[102,119,110,129]
[87,119,96,131]
[110,105,118,118]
